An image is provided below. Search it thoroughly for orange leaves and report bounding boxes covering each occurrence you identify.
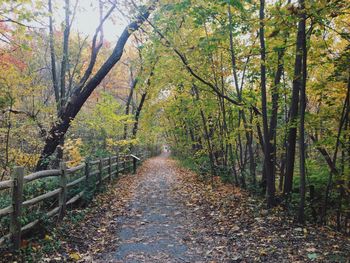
[0,53,26,71]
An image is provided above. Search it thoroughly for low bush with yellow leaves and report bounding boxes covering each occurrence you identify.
[9,149,40,169]
[63,138,83,167]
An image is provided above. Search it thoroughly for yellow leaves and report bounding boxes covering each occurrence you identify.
[106,138,139,151]
[69,252,82,261]
[9,149,40,168]
[303,228,308,236]
[64,138,83,167]
[44,234,53,241]
[74,92,132,142]
[0,63,34,103]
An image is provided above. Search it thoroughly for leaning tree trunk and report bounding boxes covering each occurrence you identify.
[36,6,155,170]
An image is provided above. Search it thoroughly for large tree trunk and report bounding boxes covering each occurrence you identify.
[48,0,71,167]
[297,0,307,223]
[259,0,275,207]
[283,3,305,196]
[36,6,155,170]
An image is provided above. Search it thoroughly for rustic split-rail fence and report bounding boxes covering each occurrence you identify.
[0,150,149,249]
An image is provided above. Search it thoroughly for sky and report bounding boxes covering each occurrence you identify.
[56,0,130,43]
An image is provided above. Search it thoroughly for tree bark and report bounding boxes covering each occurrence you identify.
[124,77,138,139]
[132,91,147,137]
[259,0,275,207]
[59,0,70,110]
[297,0,307,223]
[132,60,157,137]
[48,0,59,109]
[283,3,305,196]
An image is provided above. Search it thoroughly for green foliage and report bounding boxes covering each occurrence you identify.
[136,0,350,229]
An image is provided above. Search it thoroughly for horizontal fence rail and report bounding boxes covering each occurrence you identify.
[0,150,150,249]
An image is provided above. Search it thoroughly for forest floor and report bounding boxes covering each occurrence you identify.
[3,153,350,262]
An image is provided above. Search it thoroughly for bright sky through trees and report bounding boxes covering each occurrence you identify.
[55,0,128,43]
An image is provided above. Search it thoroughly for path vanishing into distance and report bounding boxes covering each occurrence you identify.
[10,153,348,262]
[100,152,207,262]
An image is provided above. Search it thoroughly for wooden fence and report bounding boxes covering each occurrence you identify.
[0,151,148,249]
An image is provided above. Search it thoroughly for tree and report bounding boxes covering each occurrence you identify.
[259,0,276,207]
[297,0,307,223]
[36,2,157,170]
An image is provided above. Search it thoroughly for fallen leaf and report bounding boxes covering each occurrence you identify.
[69,252,81,261]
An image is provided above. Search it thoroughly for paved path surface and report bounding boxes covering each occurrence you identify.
[99,153,204,262]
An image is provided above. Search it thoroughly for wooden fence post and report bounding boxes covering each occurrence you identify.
[10,166,24,250]
[128,154,134,172]
[116,153,119,178]
[129,154,132,172]
[108,156,112,182]
[133,157,137,174]
[122,154,126,173]
[85,161,90,189]
[59,162,67,220]
[98,158,103,188]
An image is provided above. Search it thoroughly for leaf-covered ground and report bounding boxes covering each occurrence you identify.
[2,154,349,262]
